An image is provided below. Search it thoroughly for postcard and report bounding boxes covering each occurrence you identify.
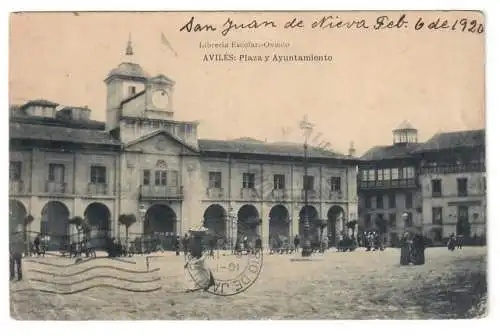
[9,10,485,320]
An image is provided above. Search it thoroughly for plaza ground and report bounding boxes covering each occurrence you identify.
[10,247,487,320]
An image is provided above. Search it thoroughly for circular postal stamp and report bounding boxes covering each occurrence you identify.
[184,249,263,296]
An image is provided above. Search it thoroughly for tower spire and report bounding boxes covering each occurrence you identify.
[126,33,134,56]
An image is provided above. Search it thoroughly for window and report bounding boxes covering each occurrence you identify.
[361,170,369,181]
[209,172,222,188]
[432,207,443,225]
[143,170,151,185]
[9,161,22,181]
[391,168,399,180]
[330,176,341,192]
[389,213,397,227]
[242,173,255,189]
[155,171,167,186]
[364,214,371,226]
[383,169,390,180]
[90,165,106,184]
[402,167,415,179]
[388,193,396,208]
[377,169,383,181]
[371,196,377,209]
[431,179,442,197]
[49,164,65,182]
[405,192,413,208]
[376,194,384,209]
[364,195,371,208]
[303,175,314,191]
[128,86,136,96]
[273,174,285,190]
[368,169,376,181]
[457,178,468,197]
[406,212,413,226]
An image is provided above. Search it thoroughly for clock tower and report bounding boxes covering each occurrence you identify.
[145,74,175,119]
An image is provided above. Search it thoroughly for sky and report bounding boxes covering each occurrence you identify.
[9,11,485,155]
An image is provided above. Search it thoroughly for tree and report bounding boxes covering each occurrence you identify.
[315,219,327,251]
[23,214,34,254]
[118,214,137,247]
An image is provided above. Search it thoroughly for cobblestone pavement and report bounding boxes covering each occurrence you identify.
[10,247,486,320]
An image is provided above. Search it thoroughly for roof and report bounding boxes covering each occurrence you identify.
[106,62,149,81]
[393,120,417,131]
[360,143,421,161]
[198,139,353,160]
[10,122,121,146]
[10,114,104,130]
[413,129,485,153]
[149,74,175,85]
[21,99,59,108]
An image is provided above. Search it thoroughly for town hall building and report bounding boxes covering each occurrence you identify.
[9,39,360,250]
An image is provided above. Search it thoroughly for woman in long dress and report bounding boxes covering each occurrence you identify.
[184,229,215,291]
[400,232,411,265]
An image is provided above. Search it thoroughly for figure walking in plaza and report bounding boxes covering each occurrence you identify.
[400,232,412,266]
[447,233,457,251]
[182,233,189,255]
[294,234,300,253]
[411,233,426,265]
[175,235,181,256]
[10,234,24,281]
[184,226,215,292]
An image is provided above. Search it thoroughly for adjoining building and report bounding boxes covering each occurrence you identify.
[9,39,359,250]
[358,122,486,245]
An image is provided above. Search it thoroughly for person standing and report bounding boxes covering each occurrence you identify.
[33,234,41,256]
[10,234,24,281]
[400,232,411,266]
[182,233,190,255]
[293,234,300,253]
[174,235,181,256]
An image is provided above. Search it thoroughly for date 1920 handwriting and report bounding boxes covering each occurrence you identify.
[179,14,484,36]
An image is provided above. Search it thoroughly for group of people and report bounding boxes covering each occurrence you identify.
[447,233,464,251]
[399,232,426,266]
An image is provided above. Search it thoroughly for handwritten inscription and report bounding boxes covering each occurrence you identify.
[180,14,484,35]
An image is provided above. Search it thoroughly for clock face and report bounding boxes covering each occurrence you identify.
[151,89,169,109]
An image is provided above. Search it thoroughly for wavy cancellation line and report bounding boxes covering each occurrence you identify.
[12,284,163,295]
[28,274,162,286]
[25,257,138,268]
[26,263,159,277]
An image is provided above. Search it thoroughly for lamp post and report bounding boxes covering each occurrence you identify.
[301,141,312,257]
[139,203,147,252]
[402,212,409,229]
[228,207,236,251]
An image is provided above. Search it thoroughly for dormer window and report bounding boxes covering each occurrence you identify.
[392,121,418,145]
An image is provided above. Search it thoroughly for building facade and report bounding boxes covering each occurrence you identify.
[357,122,422,245]
[358,123,486,244]
[9,40,359,250]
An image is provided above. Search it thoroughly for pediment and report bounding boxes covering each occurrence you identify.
[125,130,198,155]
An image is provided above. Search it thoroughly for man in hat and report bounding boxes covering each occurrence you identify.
[10,234,24,281]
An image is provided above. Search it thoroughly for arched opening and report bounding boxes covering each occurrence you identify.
[237,204,260,239]
[144,204,177,251]
[327,206,345,247]
[9,200,27,237]
[41,201,70,251]
[203,204,227,241]
[299,205,319,242]
[84,202,111,249]
[268,205,290,246]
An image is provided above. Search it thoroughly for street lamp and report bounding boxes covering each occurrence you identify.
[401,212,409,228]
[138,203,147,251]
[301,141,313,257]
[228,207,236,251]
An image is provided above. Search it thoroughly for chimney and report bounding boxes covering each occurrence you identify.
[348,141,356,157]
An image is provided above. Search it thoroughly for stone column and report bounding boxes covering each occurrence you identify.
[262,217,269,250]
[335,213,344,242]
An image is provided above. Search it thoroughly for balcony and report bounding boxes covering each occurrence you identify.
[420,163,486,174]
[328,190,344,200]
[9,180,27,195]
[206,187,224,199]
[45,181,68,195]
[240,188,260,200]
[140,185,184,200]
[87,183,110,196]
[271,188,288,201]
[358,178,418,190]
[298,189,320,201]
